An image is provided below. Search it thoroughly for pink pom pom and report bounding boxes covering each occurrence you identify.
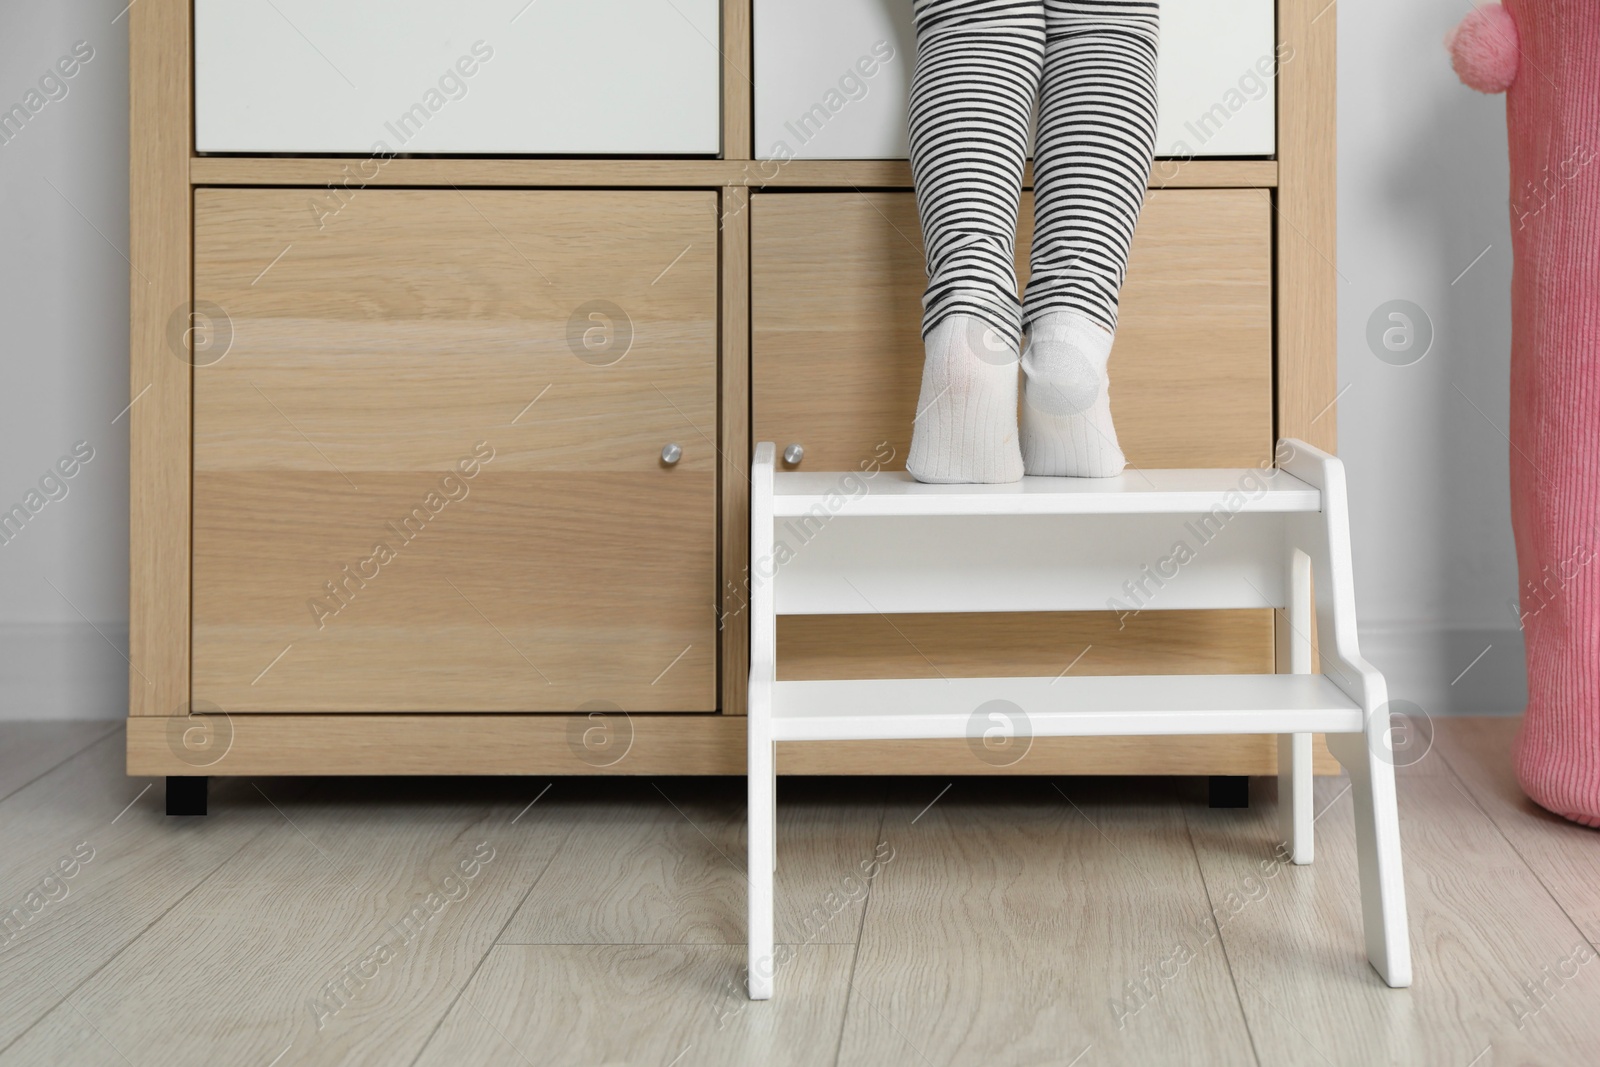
[1446,4,1520,93]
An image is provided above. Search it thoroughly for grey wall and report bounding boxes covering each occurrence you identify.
[1338,0,1527,718]
[0,0,1529,720]
[0,2,130,720]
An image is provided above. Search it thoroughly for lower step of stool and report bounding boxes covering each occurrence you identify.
[768,674,1362,742]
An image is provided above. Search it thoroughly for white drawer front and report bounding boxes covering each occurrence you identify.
[196,0,721,154]
[753,0,1277,160]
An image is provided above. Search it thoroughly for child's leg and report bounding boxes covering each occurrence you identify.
[906,0,1045,484]
[1021,0,1159,477]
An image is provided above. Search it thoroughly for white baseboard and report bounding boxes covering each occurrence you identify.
[0,623,128,721]
[1359,623,1527,717]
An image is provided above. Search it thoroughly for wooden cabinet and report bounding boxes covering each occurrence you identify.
[751,188,1273,470]
[129,0,1339,779]
[191,189,719,712]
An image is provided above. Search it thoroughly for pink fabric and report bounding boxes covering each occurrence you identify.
[1451,3,1600,825]
[1448,4,1521,92]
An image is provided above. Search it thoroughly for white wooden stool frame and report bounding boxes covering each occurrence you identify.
[744,438,1411,999]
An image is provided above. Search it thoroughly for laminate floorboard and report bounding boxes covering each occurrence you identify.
[836,777,1256,1067]
[1186,762,1600,1065]
[2,774,569,1066]
[0,730,269,1052]
[0,720,118,802]
[0,719,1585,1066]
[413,944,857,1067]
[500,777,886,946]
[1434,717,1600,939]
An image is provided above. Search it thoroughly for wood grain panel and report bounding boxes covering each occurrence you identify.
[187,156,1277,190]
[128,0,191,716]
[192,189,715,472]
[777,609,1272,681]
[193,474,716,712]
[751,188,1273,471]
[128,713,747,776]
[747,157,1278,189]
[192,189,718,712]
[721,187,752,714]
[722,0,753,160]
[1276,0,1338,450]
[127,715,1329,777]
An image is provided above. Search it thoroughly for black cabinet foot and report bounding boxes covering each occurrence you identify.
[1208,775,1250,808]
[166,776,208,816]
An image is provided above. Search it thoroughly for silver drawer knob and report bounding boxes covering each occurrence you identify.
[660,443,682,465]
[783,443,804,466]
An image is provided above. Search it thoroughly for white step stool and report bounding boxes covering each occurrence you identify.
[744,438,1410,999]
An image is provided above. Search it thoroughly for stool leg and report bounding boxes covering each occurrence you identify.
[1328,730,1412,987]
[747,442,777,997]
[748,706,775,1000]
[1280,441,1410,986]
[1279,547,1314,863]
[1278,735,1314,863]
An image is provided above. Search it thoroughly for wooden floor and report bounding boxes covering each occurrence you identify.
[0,718,1596,1066]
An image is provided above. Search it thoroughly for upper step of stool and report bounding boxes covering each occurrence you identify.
[770,468,1321,518]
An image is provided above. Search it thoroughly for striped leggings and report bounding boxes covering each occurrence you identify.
[910,0,1160,341]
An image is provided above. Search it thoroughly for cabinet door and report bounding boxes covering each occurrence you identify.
[194,0,721,153]
[752,0,1276,159]
[193,189,718,713]
[751,188,1274,682]
[753,189,1272,470]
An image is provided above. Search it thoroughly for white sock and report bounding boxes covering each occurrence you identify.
[1020,310,1127,478]
[906,314,1024,484]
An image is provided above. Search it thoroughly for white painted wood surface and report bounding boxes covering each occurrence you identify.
[748,443,778,1000]
[771,511,1292,615]
[1279,546,1316,864]
[195,0,722,153]
[752,0,1277,160]
[772,468,1319,517]
[1280,443,1413,988]
[772,674,1364,741]
[768,469,1318,616]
